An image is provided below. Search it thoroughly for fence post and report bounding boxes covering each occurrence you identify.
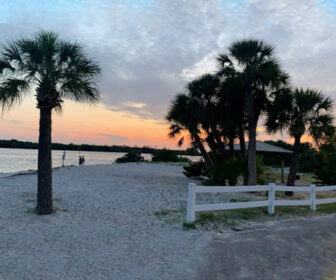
[186,183,196,223]
[310,184,316,211]
[268,183,275,215]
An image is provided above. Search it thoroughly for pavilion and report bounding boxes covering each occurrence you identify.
[226,141,293,183]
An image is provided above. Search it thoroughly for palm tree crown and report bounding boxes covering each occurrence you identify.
[0,31,101,110]
[266,88,334,187]
[266,88,334,144]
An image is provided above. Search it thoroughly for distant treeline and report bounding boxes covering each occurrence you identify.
[0,139,198,155]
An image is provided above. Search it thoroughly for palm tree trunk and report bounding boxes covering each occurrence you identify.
[211,126,227,158]
[286,136,301,195]
[238,125,246,157]
[36,107,53,214]
[205,131,218,155]
[245,89,257,185]
[229,136,235,158]
[193,132,213,170]
[238,125,248,185]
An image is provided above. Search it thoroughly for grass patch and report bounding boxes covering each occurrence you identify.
[183,222,197,230]
[192,203,336,229]
[53,207,69,213]
[153,210,170,216]
[195,208,266,228]
[229,198,249,203]
[153,208,184,224]
[316,203,336,214]
[263,166,315,184]
[25,207,36,214]
[25,207,69,215]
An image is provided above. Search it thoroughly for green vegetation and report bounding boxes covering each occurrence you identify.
[263,166,315,185]
[0,139,196,155]
[115,149,192,163]
[151,149,190,162]
[115,151,139,163]
[154,210,170,216]
[314,138,336,185]
[183,161,207,179]
[182,222,197,230]
[266,88,334,187]
[184,155,264,186]
[167,38,335,189]
[191,203,336,229]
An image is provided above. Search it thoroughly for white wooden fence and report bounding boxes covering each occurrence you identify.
[186,183,336,223]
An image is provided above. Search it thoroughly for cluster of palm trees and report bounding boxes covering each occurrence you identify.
[167,39,335,187]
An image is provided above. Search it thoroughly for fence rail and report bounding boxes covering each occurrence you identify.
[186,183,336,223]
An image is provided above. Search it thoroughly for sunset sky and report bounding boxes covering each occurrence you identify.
[0,0,336,148]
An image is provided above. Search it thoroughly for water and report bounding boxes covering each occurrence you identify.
[0,148,201,174]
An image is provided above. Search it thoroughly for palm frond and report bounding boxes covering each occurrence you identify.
[177,136,184,147]
[0,78,30,111]
[0,59,15,74]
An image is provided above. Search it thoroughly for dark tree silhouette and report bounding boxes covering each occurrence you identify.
[166,93,214,169]
[0,31,101,214]
[266,88,334,190]
[217,39,288,185]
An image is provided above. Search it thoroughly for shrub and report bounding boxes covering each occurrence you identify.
[115,151,138,163]
[183,161,207,178]
[314,140,336,185]
[208,157,244,186]
[151,149,190,162]
[299,148,318,173]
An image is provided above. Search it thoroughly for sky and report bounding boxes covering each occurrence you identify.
[0,0,336,148]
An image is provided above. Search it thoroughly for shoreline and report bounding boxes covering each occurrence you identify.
[1,163,336,279]
[0,161,192,178]
[0,163,210,279]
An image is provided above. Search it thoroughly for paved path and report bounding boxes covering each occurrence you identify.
[197,215,336,280]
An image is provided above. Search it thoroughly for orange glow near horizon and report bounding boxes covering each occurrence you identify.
[0,98,309,149]
[0,98,184,149]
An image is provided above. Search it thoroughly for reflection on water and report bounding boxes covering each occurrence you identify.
[0,148,201,174]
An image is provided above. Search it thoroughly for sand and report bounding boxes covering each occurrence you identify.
[0,163,213,280]
[1,162,336,280]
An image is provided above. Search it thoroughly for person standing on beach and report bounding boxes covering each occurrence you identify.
[79,156,82,166]
[82,155,85,165]
[62,151,66,167]
[136,150,142,165]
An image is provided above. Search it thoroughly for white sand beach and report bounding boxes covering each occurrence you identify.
[0,163,213,280]
[2,163,336,280]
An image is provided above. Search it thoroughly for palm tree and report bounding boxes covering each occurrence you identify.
[217,39,288,185]
[186,74,228,158]
[0,31,101,214]
[266,88,334,189]
[166,93,213,169]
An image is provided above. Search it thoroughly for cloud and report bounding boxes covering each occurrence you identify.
[0,0,336,125]
[4,119,22,125]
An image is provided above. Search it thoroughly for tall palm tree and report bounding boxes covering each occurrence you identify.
[186,74,227,157]
[166,93,213,169]
[217,39,288,185]
[0,31,101,214]
[266,88,334,188]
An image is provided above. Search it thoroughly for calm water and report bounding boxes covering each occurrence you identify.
[0,148,200,174]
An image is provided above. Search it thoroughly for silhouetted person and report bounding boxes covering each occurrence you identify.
[136,150,142,164]
[62,151,66,167]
